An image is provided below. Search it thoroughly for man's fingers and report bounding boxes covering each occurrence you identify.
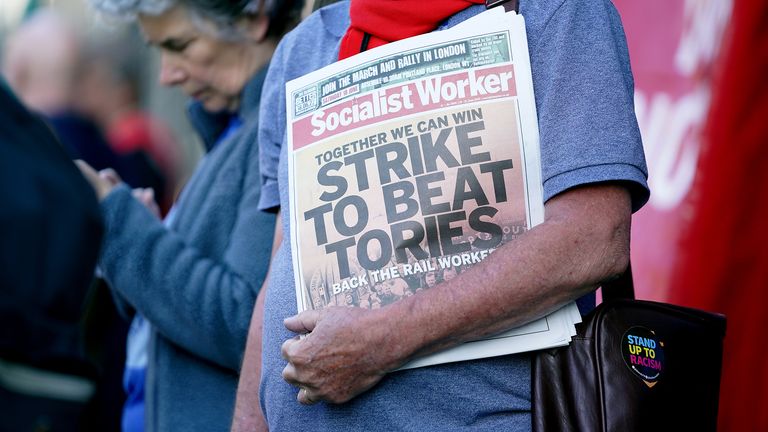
[284,310,321,334]
[298,388,319,405]
[281,363,300,386]
[282,362,319,392]
[281,336,300,360]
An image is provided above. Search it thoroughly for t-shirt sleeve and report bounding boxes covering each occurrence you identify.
[257,43,288,212]
[529,0,649,212]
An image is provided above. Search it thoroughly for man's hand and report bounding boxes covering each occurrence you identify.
[281,307,402,405]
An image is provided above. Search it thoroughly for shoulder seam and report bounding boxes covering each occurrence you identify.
[531,0,568,51]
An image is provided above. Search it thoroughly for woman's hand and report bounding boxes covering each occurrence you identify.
[132,187,162,219]
[75,160,121,201]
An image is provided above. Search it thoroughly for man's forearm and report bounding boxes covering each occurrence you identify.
[383,183,632,368]
[281,184,632,404]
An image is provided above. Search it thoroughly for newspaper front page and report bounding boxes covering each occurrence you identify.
[286,8,580,369]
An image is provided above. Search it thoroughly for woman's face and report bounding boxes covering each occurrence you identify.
[138,5,262,112]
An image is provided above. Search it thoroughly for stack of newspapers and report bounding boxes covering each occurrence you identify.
[285,6,581,369]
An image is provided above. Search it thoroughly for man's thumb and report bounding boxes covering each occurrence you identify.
[284,310,321,334]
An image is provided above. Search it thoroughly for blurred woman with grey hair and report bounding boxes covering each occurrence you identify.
[76,0,302,431]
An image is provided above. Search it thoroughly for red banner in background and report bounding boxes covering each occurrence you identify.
[612,0,732,301]
[667,0,768,430]
[615,0,768,430]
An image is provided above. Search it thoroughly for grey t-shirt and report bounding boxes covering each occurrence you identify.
[257,1,648,430]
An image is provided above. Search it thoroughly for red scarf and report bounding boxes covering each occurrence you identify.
[339,0,485,60]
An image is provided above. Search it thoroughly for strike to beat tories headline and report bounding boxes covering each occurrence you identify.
[301,107,520,280]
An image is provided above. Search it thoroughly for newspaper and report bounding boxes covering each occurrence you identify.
[285,7,581,369]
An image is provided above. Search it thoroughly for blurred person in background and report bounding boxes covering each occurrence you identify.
[0,79,103,431]
[77,0,302,430]
[75,35,184,214]
[2,8,165,194]
[2,9,79,116]
[2,11,137,431]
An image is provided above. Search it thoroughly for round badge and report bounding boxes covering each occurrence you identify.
[621,326,665,387]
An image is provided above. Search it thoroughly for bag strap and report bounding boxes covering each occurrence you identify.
[486,0,520,13]
[601,262,636,301]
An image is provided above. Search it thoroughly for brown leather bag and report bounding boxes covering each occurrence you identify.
[532,266,726,431]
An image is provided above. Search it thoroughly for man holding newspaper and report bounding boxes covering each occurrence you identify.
[233,0,649,431]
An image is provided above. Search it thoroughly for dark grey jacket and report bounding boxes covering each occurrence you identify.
[99,67,275,432]
[0,80,103,373]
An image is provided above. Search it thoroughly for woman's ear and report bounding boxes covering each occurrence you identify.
[244,13,269,43]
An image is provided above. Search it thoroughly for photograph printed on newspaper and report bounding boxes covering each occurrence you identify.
[286,7,580,368]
